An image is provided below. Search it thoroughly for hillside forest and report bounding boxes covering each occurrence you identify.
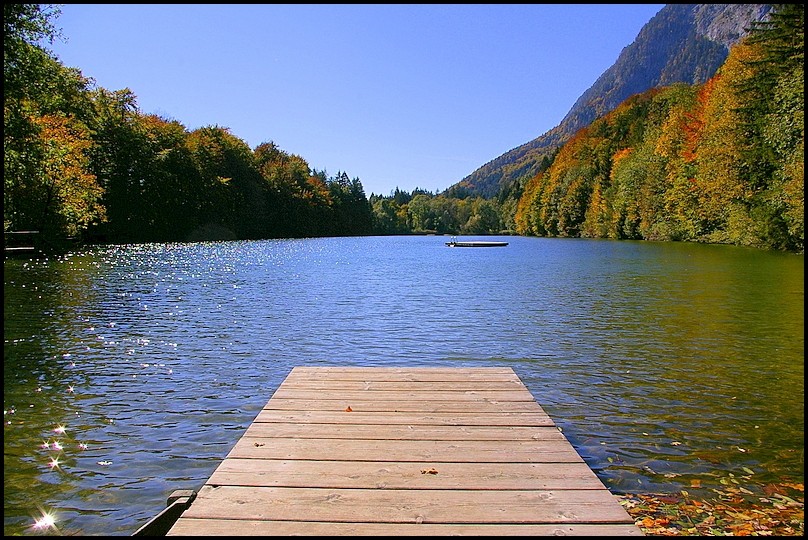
[3,4,803,253]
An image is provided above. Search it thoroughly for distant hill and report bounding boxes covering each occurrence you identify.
[447,3,772,199]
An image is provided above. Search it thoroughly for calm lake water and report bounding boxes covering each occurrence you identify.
[4,235,804,536]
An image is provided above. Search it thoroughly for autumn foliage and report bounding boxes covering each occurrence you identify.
[621,480,804,536]
[3,5,803,252]
[514,4,804,252]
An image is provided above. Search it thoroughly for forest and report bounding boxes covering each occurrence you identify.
[3,4,803,253]
[513,4,803,252]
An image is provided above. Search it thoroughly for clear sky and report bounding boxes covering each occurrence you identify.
[47,4,665,197]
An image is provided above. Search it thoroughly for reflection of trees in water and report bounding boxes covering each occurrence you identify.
[518,241,805,501]
[4,257,107,536]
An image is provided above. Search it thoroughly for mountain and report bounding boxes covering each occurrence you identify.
[447,3,773,199]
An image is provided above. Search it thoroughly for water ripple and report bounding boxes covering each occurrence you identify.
[3,236,803,535]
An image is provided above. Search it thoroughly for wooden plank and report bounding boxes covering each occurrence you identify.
[166,367,643,536]
[262,398,546,412]
[279,377,530,395]
[243,422,565,440]
[286,366,520,380]
[207,459,607,490]
[267,388,537,401]
[168,519,644,536]
[253,410,556,426]
[227,437,584,462]
[179,485,633,523]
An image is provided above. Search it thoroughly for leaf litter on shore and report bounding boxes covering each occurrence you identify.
[619,480,804,536]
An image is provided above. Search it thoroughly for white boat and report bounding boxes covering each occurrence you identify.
[445,237,508,247]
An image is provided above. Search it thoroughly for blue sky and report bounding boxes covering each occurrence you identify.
[47,4,665,197]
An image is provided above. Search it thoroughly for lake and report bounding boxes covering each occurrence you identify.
[3,235,804,535]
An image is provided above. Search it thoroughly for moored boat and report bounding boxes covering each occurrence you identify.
[445,237,508,247]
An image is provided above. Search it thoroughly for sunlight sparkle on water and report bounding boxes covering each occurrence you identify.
[33,511,56,531]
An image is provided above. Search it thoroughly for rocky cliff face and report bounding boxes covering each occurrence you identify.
[449,4,772,199]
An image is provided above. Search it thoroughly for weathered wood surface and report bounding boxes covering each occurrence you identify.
[167,366,643,536]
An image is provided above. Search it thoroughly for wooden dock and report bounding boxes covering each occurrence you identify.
[166,367,643,536]
[4,230,40,258]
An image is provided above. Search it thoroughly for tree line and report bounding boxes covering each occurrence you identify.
[4,5,373,247]
[4,5,803,253]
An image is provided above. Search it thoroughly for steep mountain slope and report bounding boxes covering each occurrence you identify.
[448,3,772,199]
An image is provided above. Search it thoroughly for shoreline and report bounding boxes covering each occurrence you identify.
[618,483,804,536]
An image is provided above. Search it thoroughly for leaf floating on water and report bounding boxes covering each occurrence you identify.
[97,460,112,466]
[763,483,785,496]
[620,480,805,536]
[345,406,352,412]
[671,441,682,446]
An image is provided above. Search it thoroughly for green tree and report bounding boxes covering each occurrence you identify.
[4,4,104,243]
[461,197,501,234]
[738,3,804,250]
[134,114,201,241]
[255,141,332,237]
[655,91,701,241]
[328,172,372,236]
[371,196,408,234]
[86,88,150,241]
[3,4,62,103]
[184,126,265,240]
[408,193,434,232]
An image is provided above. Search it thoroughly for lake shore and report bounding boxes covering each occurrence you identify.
[619,482,804,536]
